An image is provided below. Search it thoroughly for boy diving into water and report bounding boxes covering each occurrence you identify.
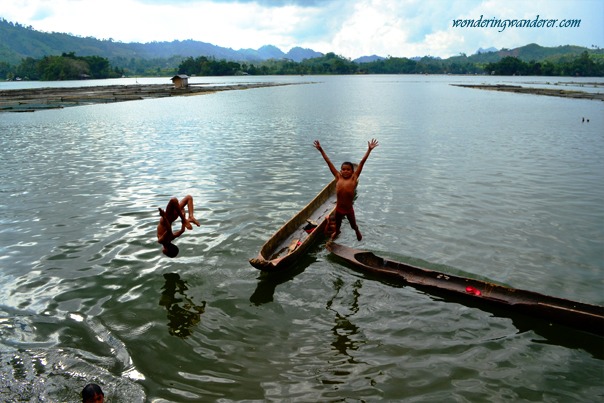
[313,139,379,241]
[157,195,200,257]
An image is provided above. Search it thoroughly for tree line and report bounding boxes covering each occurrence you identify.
[175,52,484,76]
[1,52,123,81]
[484,52,603,76]
[177,51,603,77]
[2,51,603,81]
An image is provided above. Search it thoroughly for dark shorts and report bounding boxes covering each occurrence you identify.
[335,207,357,229]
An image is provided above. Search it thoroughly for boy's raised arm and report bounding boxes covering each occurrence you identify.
[314,140,340,178]
[354,138,379,177]
[173,221,186,238]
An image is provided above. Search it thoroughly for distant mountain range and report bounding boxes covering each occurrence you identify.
[0,17,600,67]
[0,18,323,65]
[476,47,499,54]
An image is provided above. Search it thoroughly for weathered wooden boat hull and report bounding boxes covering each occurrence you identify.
[249,179,336,271]
[327,243,604,336]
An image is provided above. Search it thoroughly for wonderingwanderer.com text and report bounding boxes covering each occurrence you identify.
[452,15,581,33]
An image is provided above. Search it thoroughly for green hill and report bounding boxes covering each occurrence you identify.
[478,43,599,62]
[2,17,602,78]
[0,19,138,65]
[2,17,602,67]
[0,18,257,66]
[445,43,603,66]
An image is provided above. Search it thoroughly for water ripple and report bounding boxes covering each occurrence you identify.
[1,76,603,401]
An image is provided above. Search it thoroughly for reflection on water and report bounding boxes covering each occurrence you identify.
[249,254,316,305]
[1,75,603,401]
[326,278,364,365]
[159,273,206,338]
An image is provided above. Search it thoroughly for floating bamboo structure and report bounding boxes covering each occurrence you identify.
[452,84,604,101]
[0,82,295,112]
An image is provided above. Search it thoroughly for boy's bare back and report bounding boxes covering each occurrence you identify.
[157,195,200,257]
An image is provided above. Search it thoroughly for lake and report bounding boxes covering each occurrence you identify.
[1,75,603,402]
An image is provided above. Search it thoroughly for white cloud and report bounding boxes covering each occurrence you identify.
[1,0,602,59]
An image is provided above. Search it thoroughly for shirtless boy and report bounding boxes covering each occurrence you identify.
[157,195,200,257]
[313,139,379,240]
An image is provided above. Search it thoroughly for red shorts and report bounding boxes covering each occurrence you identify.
[336,206,355,215]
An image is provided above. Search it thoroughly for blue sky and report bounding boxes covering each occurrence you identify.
[1,0,602,58]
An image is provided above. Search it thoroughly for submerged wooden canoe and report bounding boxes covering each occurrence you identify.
[327,243,604,336]
[249,179,336,271]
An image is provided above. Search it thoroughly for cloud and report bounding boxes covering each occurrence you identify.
[1,0,602,59]
[136,0,337,7]
[448,0,604,53]
[30,4,54,21]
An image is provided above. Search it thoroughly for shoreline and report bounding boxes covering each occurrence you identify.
[0,82,300,113]
[451,84,604,101]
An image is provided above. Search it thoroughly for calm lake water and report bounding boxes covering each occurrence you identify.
[1,75,603,402]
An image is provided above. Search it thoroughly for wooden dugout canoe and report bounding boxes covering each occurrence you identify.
[327,243,604,336]
[249,178,337,272]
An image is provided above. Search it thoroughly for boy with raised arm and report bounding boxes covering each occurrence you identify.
[313,139,379,241]
[157,195,200,257]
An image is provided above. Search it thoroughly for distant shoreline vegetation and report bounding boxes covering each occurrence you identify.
[1,52,125,81]
[2,50,603,81]
[176,51,604,77]
[2,17,603,80]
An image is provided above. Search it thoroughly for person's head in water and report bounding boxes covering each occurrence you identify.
[340,161,354,179]
[163,242,179,258]
[82,383,104,403]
